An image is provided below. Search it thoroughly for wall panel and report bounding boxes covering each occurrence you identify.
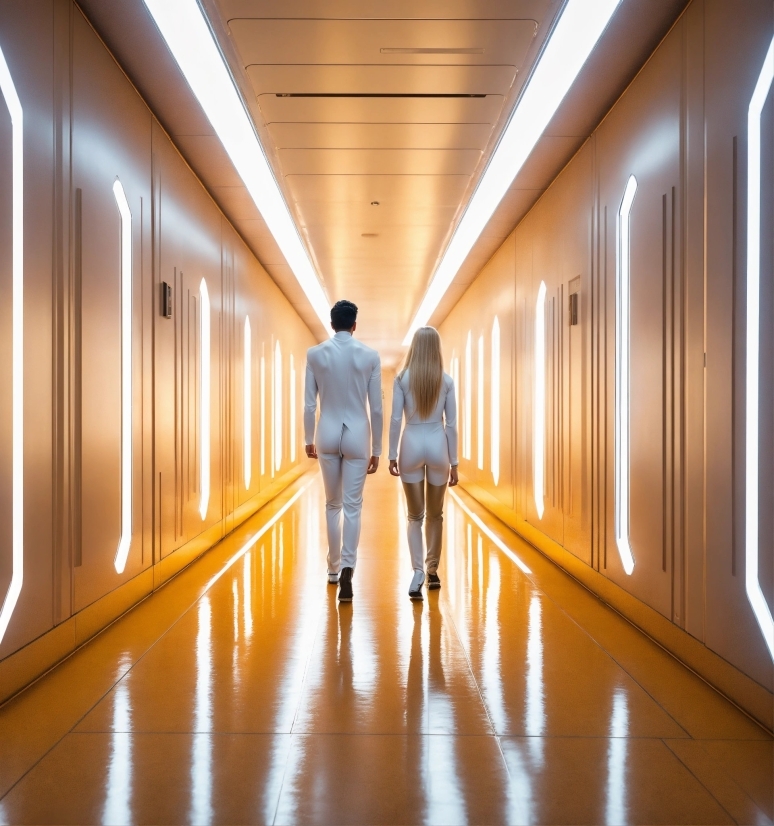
[440,0,774,696]
[0,1,316,674]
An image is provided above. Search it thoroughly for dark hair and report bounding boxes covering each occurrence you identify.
[330,299,358,331]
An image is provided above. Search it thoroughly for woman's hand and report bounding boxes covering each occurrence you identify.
[449,465,459,487]
[389,460,401,477]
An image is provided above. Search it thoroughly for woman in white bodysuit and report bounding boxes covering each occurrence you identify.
[389,326,458,600]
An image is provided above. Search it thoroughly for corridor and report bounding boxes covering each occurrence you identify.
[0,470,770,825]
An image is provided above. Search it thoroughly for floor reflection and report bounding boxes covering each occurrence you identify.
[606,688,629,825]
[191,596,212,824]
[102,664,132,826]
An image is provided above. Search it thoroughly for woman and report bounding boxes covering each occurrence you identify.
[389,326,458,600]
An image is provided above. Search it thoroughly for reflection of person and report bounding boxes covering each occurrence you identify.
[389,327,458,600]
[304,300,383,602]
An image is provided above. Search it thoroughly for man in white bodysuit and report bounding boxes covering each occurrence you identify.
[304,300,382,602]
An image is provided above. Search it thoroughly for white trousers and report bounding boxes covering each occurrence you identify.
[318,426,369,572]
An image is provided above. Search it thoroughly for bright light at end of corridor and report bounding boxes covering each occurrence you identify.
[0,43,23,644]
[403,0,623,344]
[615,175,637,576]
[533,282,546,520]
[113,180,133,574]
[142,0,331,334]
[745,36,774,660]
[449,489,531,575]
[199,279,211,520]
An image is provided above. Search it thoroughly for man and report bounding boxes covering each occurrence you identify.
[304,300,382,602]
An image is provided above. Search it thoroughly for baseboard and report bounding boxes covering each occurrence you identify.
[458,480,774,734]
[0,465,311,706]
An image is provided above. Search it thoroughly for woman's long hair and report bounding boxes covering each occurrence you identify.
[401,326,444,420]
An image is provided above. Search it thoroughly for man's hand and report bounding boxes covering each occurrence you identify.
[367,456,380,474]
[449,466,459,487]
[305,444,318,460]
[389,460,400,477]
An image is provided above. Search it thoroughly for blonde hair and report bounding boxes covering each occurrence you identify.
[401,327,444,420]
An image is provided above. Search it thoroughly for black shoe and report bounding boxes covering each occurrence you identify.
[408,571,425,601]
[338,567,353,602]
[427,573,441,590]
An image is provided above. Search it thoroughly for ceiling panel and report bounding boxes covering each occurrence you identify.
[278,148,482,175]
[267,122,493,150]
[286,173,471,206]
[228,19,536,66]
[257,94,505,124]
[246,64,518,96]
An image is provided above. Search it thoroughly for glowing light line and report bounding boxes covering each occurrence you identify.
[0,45,23,643]
[199,279,210,520]
[449,489,531,574]
[491,316,501,485]
[615,176,637,575]
[745,36,774,660]
[533,282,546,519]
[113,181,133,573]
[244,316,251,490]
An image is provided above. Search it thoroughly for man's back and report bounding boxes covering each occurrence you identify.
[304,331,383,459]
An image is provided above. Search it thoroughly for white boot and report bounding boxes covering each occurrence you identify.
[408,570,425,600]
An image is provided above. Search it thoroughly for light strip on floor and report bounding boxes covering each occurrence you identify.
[199,279,210,520]
[745,36,774,660]
[615,175,637,576]
[0,44,23,644]
[142,0,330,333]
[113,180,133,574]
[449,489,531,574]
[206,479,314,591]
[244,315,251,490]
[403,0,621,345]
[533,281,546,520]
[491,316,500,485]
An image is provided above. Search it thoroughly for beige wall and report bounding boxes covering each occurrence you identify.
[0,1,315,672]
[440,0,774,693]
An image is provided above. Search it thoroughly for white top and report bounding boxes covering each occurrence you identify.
[304,331,383,458]
[388,370,458,466]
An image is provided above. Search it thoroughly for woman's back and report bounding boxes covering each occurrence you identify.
[395,368,452,425]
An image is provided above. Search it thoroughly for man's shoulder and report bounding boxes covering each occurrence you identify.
[352,338,380,362]
[306,340,330,361]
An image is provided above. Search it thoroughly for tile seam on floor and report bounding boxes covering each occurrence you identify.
[661,736,763,826]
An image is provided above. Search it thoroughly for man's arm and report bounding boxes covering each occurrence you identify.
[304,361,318,458]
[367,356,383,461]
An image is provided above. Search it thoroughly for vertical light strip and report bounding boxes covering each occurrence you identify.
[533,282,547,519]
[491,316,501,485]
[112,181,133,573]
[244,316,251,490]
[477,335,485,470]
[615,176,637,575]
[260,348,265,476]
[290,354,296,462]
[745,37,774,660]
[0,46,22,643]
[464,332,472,460]
[199,279,210,520]
[274,341,282,472]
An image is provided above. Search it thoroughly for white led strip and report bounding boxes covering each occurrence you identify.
[199,279,210,520]
[244,315,251,490]
[113,181,133,574]
[403,0,622,344]
[0,45,23,644]
[745,37,774,660]
[533,282,546,519]
[477,335,484,469]
[142,0,330,333]
[491,316,500,485]
[290,354,296,462]
[274,341,282,472]
[615,175,637,576]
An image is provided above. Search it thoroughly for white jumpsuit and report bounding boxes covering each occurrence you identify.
[388,370,459,483]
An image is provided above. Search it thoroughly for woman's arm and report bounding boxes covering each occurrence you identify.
[444,377,459,468]
[388,376,404,464]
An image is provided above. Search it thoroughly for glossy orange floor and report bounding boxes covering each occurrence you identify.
[0,470,771,825]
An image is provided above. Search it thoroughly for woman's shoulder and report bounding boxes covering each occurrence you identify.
[442,371,454,386]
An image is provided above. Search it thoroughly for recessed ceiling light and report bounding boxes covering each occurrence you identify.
[403,0,623,345]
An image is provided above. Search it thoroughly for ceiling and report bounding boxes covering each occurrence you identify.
[78,0,690,366]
